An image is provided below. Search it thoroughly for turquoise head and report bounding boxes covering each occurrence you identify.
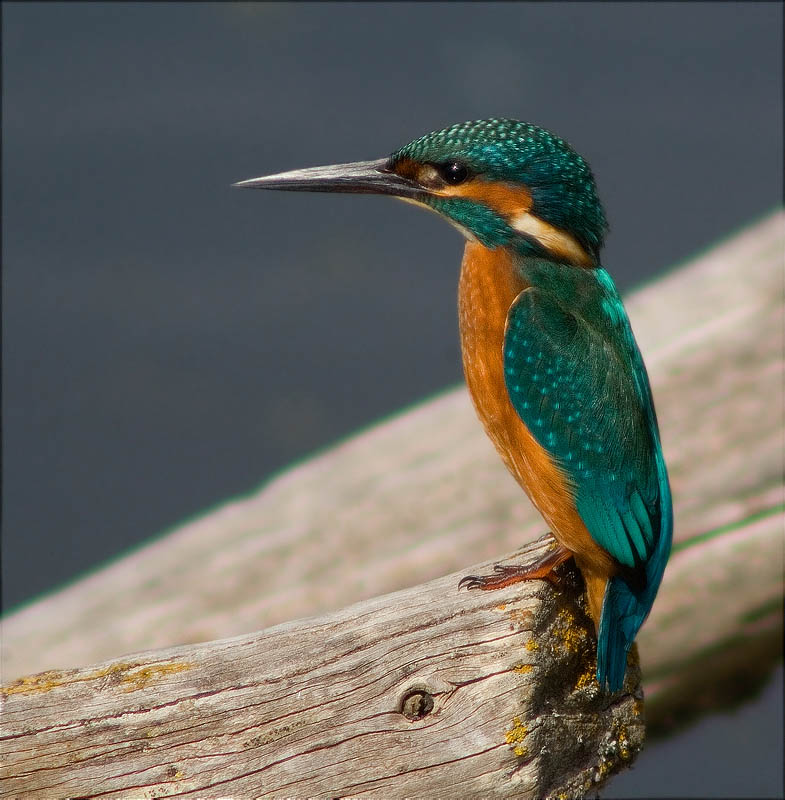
[236,118,608,267]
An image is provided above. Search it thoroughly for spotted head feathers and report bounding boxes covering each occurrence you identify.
[389,118,607,264]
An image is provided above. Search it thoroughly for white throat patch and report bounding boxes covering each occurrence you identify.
[509,210,592,267]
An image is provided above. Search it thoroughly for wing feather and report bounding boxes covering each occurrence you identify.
[503,286,662,579]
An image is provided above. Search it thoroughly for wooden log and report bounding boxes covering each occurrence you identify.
[2,507,781,797]
[1,211,783,797]
[1,540,645,799]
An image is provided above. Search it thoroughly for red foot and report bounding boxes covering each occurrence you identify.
[459,543,572,591]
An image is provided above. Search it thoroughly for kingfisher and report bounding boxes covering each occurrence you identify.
[235,118,672,693]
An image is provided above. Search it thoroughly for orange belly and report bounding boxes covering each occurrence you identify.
[458,241,614,623]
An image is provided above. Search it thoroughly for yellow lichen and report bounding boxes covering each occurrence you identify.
[513,663,533,674]
[552,608,588,654]
[596,757,612,781]
[505,716,528,757]
[525,638,539,651]
[574,665,597,690]
[1,660,192,697]
[496,603,507,611]
[120,662,191,693]
[618,726,631,760]
[1,670,65,696]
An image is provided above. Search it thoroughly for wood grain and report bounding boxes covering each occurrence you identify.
[1,539,645,799]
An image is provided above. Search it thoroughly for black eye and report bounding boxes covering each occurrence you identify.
[439,161,470,185]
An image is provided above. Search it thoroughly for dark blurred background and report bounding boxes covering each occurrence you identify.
[3,3,782,796]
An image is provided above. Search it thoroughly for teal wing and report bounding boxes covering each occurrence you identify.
[504,286,663,577]
[503,281,672,691]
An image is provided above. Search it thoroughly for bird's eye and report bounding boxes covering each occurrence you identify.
[439,161,470,185]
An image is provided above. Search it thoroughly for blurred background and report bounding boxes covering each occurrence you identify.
[3,3,782,796]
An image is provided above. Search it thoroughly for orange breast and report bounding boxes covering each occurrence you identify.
[458,241,614,622]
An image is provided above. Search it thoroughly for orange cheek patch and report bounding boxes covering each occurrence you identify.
[393,161,532,218]
[439,179,533,218]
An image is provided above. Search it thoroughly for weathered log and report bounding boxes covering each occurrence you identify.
[2,504,781,798]
[1,211,783,798]
[0,539,646,799]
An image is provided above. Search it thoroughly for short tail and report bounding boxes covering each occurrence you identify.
[596,575,647,692]
[597,476,673,692]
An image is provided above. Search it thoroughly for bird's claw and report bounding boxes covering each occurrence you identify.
[458,574,484,590]
[458,563,536,591]
[458,545,573,591]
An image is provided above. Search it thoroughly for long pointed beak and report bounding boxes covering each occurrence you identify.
[233,157,423,199]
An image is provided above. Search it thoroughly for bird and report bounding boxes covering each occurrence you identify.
[235,118,673,693]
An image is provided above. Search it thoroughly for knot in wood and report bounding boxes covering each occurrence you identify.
[399,688,434,720]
